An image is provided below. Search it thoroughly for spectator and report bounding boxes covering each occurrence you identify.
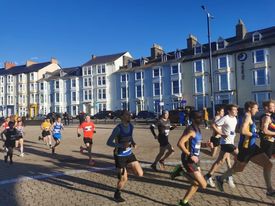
[203,107,209,129]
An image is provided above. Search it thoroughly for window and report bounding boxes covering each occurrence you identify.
[194,60,203,73]
[195,96,204,110]
[253,49,265,63]
[40,94,44,103]
[254,92,270,108]
[175,50,181,59]
[153,82,160,96]
[83,77,92,87]
[194,44,202,54]
[71,79,76,87]
[98,77,102,85]
[40,83,44,90]
[102,65,106,73]
[252,32,262,42]
[135,72,143,80]
[72,92,76,101]
[219,73,229,91]
[55,81,59,89]
[216,94,230,105]
[195,77,203,93]
[153,68,162,77]
[217,39,225,50]
[98,89,106,99]
[83,67,87,76]
[136,85,142,98]
[154,100,161,113]
[30,73,34,81]
[172,80,180,94]
[102,89,106,99]
[55,93,60,103]
[102,76,106,85]
[161,54,167,62]
[171,65,179,74]
[121,74,128,82]
[7,75,13,83]
[87,66,92,75]
[121,87,127,99]
[121,102,129,110]
[0,76,4,84]
[253,68,270,86]
[218,56,227,68]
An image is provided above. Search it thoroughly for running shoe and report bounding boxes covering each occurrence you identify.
[215,176,224,192]
[178,200,191,206]
[38,136,42,141]
[114,191,125,202]
[19,153,24,157]
[205,176,215,188]
[170,165,182,180]
[227,176,236,188]
[266,190,275,197]
[151,164,157,172]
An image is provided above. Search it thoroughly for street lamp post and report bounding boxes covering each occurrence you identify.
[202,5,215,118]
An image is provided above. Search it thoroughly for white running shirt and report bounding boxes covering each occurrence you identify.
[215,115,237,145]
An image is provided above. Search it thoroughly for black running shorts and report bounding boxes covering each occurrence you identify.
[237,145,263,163]
[114,153,137,169]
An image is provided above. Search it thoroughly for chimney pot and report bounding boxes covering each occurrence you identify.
[4,61,16,70]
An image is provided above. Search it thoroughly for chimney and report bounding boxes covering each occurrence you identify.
[4,61,16,70]
[91,54,96,59]
[51,57,58,64]
[151,44,164,59]
[26,60,37,67]
[236,19,247,40]
[187,34,198,49]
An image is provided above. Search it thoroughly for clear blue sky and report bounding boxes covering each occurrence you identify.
[0,0,274,67]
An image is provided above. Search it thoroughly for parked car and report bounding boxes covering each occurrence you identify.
[136,111,156,119]
[93,111,114,119]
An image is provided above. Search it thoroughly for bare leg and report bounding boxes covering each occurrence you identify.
[160,145,175,162]
[129,161,143,177]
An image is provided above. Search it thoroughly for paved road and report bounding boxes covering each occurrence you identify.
[0,124,274,206]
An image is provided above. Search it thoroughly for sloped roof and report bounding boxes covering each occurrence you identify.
[82,52,127,66]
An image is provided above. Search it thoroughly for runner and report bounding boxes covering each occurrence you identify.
[15,117,25,157]
[39,117,52,148]
[3,121,20,164]
[204,104,238,188]
[51,116,64,154]
[209,106,225,158]
[216,101,275,197]
[150,110,177,171]
[259,100,275,159]
[1,117,10,151]
[107,110,143,203]
[174,110,210,206]
[77,115,96,165]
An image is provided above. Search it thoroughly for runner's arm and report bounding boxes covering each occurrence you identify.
[177,130,195,156]
[106,127,123,148]
[261,116,275,136]
[241,114,253,137]
[150,123,157,137]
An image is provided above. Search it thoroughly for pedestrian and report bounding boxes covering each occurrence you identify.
[3,121,20,164]
[107,110,143,202]
[77,115,96,165]
[179,109,185,126]
[15,117,25,157]
[203,107,209,129]
[150,110,177,171]
[216,101,275,197]
[51,116,64,154]
[171,110,211,206]
[204,104,239,188]
[39,117,52,148]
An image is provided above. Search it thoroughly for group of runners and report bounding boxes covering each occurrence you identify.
[0,100,274,205]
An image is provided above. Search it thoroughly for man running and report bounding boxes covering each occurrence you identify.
[174,110,210,206]
[216,101,275,197]
[77,115,96,165]
[209,106,225,158]
[150,110,177,171]
[3,121,20,164]
[204,104,238,188]
[260,100,275,159]
[51,116,64,154]
[107,110,143,203]
[39,117,52,148]
[15,117,25,157]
